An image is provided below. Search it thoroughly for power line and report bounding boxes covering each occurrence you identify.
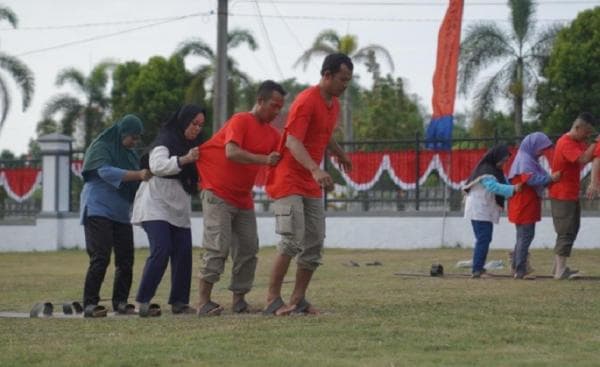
[16,13,209,57]
[253,1,285,79]
[267,0,305,50]
[230,12,574,22]
[1,12,212,32]
[239,0,600,6]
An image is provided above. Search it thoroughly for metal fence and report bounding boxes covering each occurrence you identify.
[2,134,600,218]
[0,159,41,219]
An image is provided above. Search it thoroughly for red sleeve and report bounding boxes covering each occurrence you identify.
[561,139,586,163]
[285,96,313,142]
[224,114,247,147]
[593,143,600,158]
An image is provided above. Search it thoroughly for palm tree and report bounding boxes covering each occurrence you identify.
[43,62,115,148]
[458,0,561,137]
[0,5,34,131]
[175,28,258,132]
[294,29,395,141]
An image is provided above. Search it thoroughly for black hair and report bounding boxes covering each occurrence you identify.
[257,80,287,101]
[320,53,354,76]
[578,112,597,126]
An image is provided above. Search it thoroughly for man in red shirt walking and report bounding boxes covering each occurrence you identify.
[196,81,285,315]
[549,112,597,279]
[263,53,353,315]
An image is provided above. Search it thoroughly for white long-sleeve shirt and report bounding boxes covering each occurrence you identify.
[463,175,515,224]
[131,146,192,228]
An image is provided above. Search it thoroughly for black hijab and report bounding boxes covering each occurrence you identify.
[142,104,206,195]
[464,144,511,207]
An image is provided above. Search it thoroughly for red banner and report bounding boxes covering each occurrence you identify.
[431,0,464,118]
[0,148,592,201]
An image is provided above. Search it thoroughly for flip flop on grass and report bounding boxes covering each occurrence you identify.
[139,303,161,317]
[262,296,285,316]
[197,301,223,317]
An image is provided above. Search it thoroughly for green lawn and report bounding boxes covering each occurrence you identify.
[1,247,600,366]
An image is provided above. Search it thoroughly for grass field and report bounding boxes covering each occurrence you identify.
[1,246,600,366]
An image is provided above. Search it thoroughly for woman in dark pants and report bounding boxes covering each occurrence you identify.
[80,114,151,316]
[132,105,205,316]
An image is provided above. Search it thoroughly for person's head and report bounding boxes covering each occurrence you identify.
[254,80,286,123]
[482,144,511,169]
[570,112,597,141]
[521,132,553,158]
[118,114,143,149]
[175,105,206,141]
[320,53,353,97]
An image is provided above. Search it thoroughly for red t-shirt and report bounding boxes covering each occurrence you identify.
[266,86,339,199]
[197,112,280,209]
[549,133,588,201]
[508,174,542,224]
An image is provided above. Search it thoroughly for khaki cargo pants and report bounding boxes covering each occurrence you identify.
[273,195,325,271]
[199,190,258,294]
[551,198,581,257]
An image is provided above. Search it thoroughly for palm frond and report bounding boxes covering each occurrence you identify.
[313,29,341,50]
[0,6,17,28]
[472,63,513,117]
[353,45,395,72]
[458,22,514,95]
[195,64,214,79]
[293,45,338,70]
[55,67,86,91]
[521,62,541,98]
[87,61,116,104]
[227,28,258,51]
[524,23,563,71]
[35,118,59,136]
[0,76,11,128]
[174,38,215,61]
[43,94,83,118]
[43,94,83,136]
[509,0,535,45]
[0,52,34,109]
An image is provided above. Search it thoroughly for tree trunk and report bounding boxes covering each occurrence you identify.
[514,94,523,139]
[514,58,524,139]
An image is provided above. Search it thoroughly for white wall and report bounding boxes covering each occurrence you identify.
[1,214,599,252]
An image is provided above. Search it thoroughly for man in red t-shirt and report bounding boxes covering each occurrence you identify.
[549,112,597,279]
[263,54,354,316]
[195,81,284,315]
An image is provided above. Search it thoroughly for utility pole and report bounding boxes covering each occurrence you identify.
[213,0,229,133]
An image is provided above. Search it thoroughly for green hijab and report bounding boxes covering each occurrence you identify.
[82,114,143,176]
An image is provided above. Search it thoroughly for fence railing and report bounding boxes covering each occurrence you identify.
[0,159,41,219]
[3,134,600,218]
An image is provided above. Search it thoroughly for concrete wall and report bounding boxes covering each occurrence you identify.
[1,213,599,252]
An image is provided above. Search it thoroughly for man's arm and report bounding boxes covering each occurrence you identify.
[225,142,280,166]
[577,143,596,164]
[586,157,600,198]
[286,134,333,190]
[327,136,352,172]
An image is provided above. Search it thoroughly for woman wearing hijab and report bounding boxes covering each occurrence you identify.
[80,114,151,317]
[463,144,522,278]
[132,104,205,316]
[508,133,560,279]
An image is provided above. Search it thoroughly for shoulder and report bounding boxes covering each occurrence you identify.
[227,112,254,128]
[293,86,319,105]
[150,145,170,156]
